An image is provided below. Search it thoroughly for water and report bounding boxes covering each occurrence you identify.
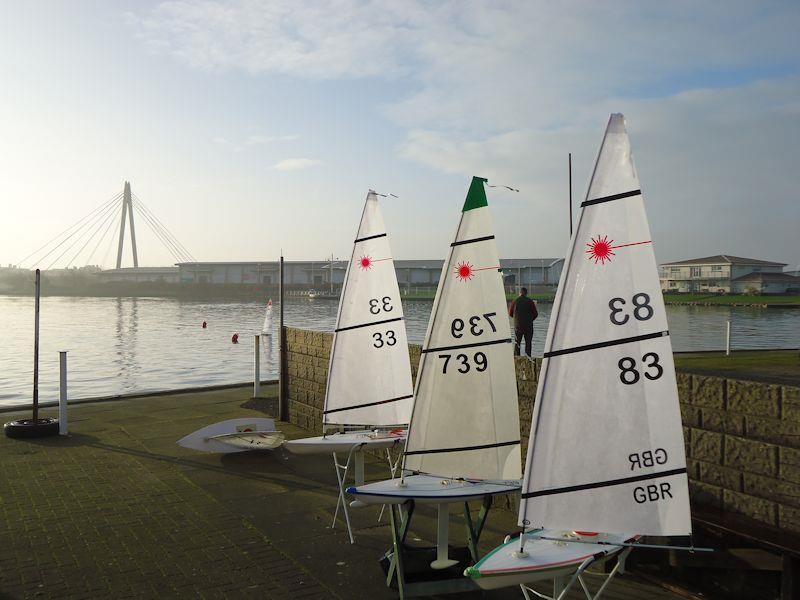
[0,295,798,408]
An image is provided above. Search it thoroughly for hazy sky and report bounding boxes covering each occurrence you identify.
[1,1,798,270]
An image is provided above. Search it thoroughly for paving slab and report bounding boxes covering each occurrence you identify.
[1,386,687,599]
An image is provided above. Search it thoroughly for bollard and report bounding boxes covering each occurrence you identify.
[59,351,68,435]
[726,320,731,356]
[254,334,261,397]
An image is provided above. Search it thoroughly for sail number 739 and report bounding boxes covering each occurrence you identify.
[438,352,488,374]
[451,313,497,338]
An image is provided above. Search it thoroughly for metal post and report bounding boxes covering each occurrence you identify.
[330,253,334,295]
[726,320,731,356]
[33,269,40,421]
[59,351,68,435]
[253,335,261,397]
[278,255,287,421]
[568,153,573,238]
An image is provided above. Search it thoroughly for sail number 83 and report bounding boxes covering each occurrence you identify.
[618,352,663,385]
[609,293,653,325]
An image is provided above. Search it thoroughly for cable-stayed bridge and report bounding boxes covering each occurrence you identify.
[16,182,194,270]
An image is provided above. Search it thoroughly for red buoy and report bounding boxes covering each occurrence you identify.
[202,321,207,329]
[231,333,239,344]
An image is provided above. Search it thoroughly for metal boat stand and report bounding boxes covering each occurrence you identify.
[520,547,633,600]
[384,495,495,599]
[331,440,404,543]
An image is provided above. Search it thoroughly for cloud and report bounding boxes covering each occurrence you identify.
[129,1,800,263]
[272,158,321,171]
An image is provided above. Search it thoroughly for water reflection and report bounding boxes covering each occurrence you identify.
[0,295,797,407]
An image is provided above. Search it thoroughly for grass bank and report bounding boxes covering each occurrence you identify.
[675,349,800,386]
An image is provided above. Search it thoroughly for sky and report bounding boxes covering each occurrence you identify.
[1,1,798,270]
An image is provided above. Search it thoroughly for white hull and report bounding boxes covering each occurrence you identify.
[347,474,520,505]
[466,530,634,590]
[177,418,282,453]
[284,430,406,455]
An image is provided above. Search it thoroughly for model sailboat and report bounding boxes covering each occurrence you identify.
[466,114,692,597]
[349,177,521,576]
[283,190,414,542]
[262,299,273,336]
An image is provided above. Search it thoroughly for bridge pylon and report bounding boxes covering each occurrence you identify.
[115,181,139,268]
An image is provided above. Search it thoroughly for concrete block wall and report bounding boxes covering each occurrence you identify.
[284,327,800,532]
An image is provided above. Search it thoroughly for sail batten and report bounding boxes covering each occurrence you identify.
[519,114,691,536]
[402,177,521,482]
[322,191,414,427]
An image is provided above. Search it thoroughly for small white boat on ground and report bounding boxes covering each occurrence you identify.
[177,418,284,453]
[283,190,414,543]
[466,114,694,600]
[348,177,521,597]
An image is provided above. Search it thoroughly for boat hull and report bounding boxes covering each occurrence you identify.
[347,474,520,505]
[466,530,635,590]
[177,418,281,453]
[283,430,406,455]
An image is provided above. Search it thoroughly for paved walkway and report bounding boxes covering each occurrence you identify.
[1,387,688,599]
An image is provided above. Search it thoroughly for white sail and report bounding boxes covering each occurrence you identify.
[323,191,414,427]
[519,114,690,536]
[262,299,273,335]
[403,177,521,481]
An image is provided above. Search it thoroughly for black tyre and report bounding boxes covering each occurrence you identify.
[4,418,59,439]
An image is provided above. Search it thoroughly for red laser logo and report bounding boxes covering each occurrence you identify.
[359,256,373,270]
[586,235,615,264]
[455,261,474,281]
[586,235,652,265]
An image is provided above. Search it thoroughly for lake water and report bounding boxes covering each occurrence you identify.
[1,295,798,408]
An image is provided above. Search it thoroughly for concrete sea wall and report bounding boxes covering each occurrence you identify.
[284,326,800,533]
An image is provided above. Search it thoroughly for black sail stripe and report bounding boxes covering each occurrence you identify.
[335,316,403,332]
[354,233,387,243]
[421,338,512,354]
[404,439,520,456]
[522,467,688,499]
[580,189,642,207]
[323,394,413,415]
[543,331,669,358]
[450,235,495,247]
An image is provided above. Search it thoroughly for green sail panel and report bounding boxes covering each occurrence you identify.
[462,176,488,212]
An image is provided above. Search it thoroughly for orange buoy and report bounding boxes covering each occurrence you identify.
[231,333,239,344]
[202,321,207,329]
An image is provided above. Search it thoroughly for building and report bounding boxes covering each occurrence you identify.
[171,258,565,291]
[659,255,788,293]
[731,272,800,294]
[97,267,179,284]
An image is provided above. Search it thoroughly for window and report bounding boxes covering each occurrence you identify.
[670,267,680,273]
[691,267,701,277]
[262,275,272,284]
[711,266,722,272]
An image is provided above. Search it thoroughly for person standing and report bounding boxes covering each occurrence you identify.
[509,287,538,357]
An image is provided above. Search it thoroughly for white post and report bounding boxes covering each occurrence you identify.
[726,320,731,356]
[59,351,68,435]
[254,335,261,397]
[430,504,457,569]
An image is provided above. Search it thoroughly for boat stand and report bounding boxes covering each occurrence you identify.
[331,442,403,543]
[520,547,633,600]
[384,495,494,599]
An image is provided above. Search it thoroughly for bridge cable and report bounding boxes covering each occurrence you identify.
[17,192,123,267]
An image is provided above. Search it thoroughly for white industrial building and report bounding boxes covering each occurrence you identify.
[171,258,564,290]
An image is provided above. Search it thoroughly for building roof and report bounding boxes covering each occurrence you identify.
[661,255,787,267]
[732,272,799,283]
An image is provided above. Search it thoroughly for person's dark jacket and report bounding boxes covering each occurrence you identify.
[508,295,538,329]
